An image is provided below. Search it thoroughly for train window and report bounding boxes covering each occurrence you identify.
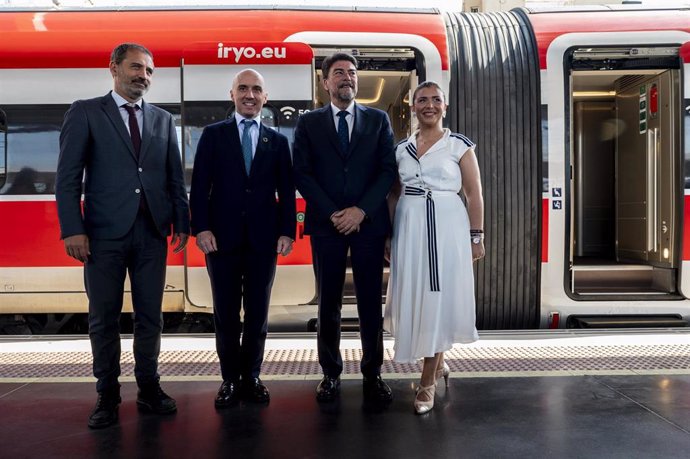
[0,109,6,189]
[181,101,230,190]
[156,104,182,160]
[0,105,68,195]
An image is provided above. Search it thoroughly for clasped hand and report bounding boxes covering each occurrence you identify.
[196,231,293,257]
[331,207,364,235]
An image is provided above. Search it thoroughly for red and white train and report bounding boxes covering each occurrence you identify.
[0,5,689,332]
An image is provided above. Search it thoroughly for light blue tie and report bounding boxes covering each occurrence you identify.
[241,119,255,174]
[337,111,349,153]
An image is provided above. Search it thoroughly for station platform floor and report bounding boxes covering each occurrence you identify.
[2,329,690,458]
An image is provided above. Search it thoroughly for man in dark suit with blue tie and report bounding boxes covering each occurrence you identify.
[190,69,295,408]
[293,53,396,403]
[56,43,190,428]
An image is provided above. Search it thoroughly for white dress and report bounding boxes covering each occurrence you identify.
[384,129,479,363]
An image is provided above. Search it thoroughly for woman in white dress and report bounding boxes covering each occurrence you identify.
[384,81,485,414]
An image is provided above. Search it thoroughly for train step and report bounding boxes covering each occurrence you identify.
[566,314,689,328]
[571,264,676,295]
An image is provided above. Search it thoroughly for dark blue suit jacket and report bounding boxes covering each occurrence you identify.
[56,92,190,240]
[189,119,295,252]
[292,103,396,237]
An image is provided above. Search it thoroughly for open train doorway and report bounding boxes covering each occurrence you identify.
[568,46,682,298]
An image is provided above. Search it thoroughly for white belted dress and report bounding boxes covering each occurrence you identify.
[384,129,479,363]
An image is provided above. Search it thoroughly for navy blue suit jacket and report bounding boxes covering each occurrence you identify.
[189,119,295,252]
[292,103,396,237]
[56,92,190,240]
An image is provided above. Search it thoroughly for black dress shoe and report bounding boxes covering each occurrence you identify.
[214,380,239,408]
[88,391,121,429]
[241,377,270,403]
[136,383,177,414]
[363,375,393,402]
[316,375,341,402]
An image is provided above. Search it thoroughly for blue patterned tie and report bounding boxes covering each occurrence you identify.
[337,110,349,153]
[241,119,255,174]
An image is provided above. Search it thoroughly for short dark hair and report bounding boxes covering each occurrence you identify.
[321,53,358,79]
[110,43,153,65]
[412,80,446,104]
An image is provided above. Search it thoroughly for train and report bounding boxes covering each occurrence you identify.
[0,4,689,333]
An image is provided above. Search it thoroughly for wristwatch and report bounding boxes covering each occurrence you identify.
[471,235,483,245]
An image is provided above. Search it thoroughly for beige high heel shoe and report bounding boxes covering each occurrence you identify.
[414,383,436,414]
[435,362,450,387]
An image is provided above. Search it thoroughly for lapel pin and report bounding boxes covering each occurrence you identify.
[262,137,268,143]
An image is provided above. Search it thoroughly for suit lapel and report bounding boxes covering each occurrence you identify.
[222,120,247,176]
[139,101,154,163]
[348,103,367,157]
[321,106,346,157]
[101,93,137,161]
[251,124,271,178]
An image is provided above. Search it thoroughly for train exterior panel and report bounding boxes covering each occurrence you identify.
[0,5,688,331]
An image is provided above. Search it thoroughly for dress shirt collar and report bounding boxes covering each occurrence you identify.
[234,112,261,128]
[111,90,142,110]
[330,102,355,118]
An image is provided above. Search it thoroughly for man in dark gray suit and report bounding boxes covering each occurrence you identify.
[56,43,190,429]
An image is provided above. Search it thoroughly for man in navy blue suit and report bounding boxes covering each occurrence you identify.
[293,53,396,402]
[190,69,295,407]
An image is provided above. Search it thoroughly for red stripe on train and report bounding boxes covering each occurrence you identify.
[0,10,449,70]
[529,10,690,70]
[542,198,549,263]
[0,200,312,268]
[681,42,690,64]
[684,195,690,261]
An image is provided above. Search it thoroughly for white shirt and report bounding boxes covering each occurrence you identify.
[235,112,261,158]
[330,102,354,139]
[111,91,143,137]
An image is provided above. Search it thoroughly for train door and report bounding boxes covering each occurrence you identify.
[181,42,316,310]
[568,45,684,298]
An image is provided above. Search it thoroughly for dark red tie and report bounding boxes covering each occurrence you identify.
[123,105,141,156]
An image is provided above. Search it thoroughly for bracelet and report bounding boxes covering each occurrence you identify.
[470,229,484,235]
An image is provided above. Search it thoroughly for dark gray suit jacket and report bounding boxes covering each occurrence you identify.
[56,92,189,240]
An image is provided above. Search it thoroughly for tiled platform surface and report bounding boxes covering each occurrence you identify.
[2,330,690,458]
[3,330,690,381]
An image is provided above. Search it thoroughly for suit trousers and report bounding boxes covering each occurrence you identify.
[206,243,277,382]
[311,233,386,378]
[85,210,167,393]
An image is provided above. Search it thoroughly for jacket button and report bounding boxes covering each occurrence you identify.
[135,189,141,194]
[138,167,143,172]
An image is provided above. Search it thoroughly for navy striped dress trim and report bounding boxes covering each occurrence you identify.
[403,185,440,292]
[404,142,419,162]
[450,132,474,148]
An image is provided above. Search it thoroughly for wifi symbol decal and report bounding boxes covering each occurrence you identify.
[280,106,296,120]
